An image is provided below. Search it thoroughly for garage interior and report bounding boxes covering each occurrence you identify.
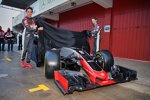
[0,0,150,99]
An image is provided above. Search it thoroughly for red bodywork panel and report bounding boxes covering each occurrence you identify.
[79,55,116,85]
[54,71,68,93]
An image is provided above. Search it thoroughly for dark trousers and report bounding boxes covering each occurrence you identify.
[7,39,13,51]
[18,40,22,50]
[21,36,34,63]
[0,39,5,51]
[92,37,97,56]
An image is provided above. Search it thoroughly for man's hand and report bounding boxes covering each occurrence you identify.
[32,24,37,29]
[38,27,43,31]
[91,30,95,36]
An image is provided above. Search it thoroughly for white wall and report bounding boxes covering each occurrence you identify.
[0,6,21,32]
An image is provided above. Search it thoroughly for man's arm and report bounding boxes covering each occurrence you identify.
[4,32,7,39]
[0,31,4,37]
[11,31,15,38]
[22,18,37,32]
[91,25,101,36]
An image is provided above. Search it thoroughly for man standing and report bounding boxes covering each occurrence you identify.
[91,17,101,56]
[21,7,43,69]
[0,26,5,51]
[4,28,15,51]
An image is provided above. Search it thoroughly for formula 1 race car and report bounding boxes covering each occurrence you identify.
[44,47,137,95]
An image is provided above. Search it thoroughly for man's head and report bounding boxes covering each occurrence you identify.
[91,17,98,25]
[25,7,33,18]
[7,28,10,32]
[0,26,2,30]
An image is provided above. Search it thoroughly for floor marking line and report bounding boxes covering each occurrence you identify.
[5,58,12,62]
[28,84,49,93]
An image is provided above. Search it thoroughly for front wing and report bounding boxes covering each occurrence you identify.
[54,65,137,95]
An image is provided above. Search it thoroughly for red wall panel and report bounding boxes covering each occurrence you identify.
[102,8,112,50]
[59,3,111,53]
[111,0,150,61]
[59,3,105,31]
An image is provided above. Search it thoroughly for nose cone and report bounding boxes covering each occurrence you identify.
[94,70,108,80]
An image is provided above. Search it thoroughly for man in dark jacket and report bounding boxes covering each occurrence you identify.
[0,26,5,51]
[21,7,43,69]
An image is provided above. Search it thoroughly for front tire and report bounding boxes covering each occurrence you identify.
[97,50,114,72]
[44,50,60,79]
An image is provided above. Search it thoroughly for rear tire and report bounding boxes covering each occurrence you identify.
[44,50,60,79]
[97,50,114,72]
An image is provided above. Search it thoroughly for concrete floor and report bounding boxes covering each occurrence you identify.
[0,49,150,100]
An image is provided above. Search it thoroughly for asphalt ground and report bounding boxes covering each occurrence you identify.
[0,50,150,100]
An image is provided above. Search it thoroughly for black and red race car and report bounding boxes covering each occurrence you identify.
[44,47,137,95]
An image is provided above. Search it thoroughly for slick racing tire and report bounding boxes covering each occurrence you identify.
[97,50,114,72]
[44,50,60,79]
